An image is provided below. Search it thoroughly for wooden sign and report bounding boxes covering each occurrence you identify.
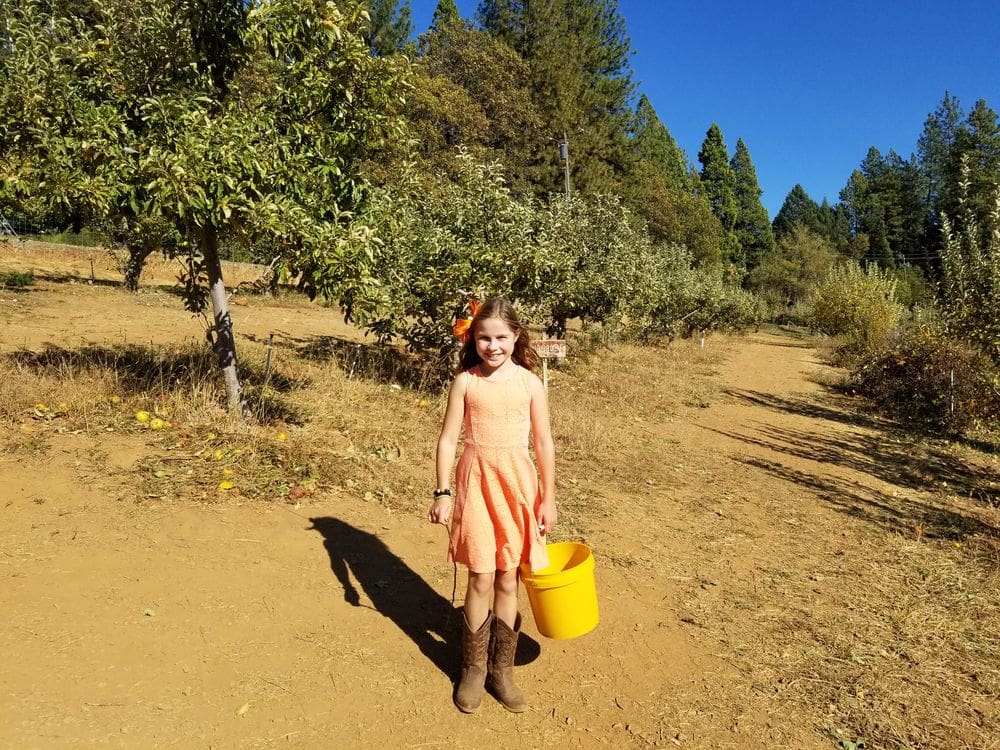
[532,339,566,390]
[532,339,567,360]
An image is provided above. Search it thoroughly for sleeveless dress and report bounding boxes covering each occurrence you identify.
[449,365,549,574]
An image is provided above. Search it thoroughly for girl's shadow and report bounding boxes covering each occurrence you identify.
[308,517,540,679]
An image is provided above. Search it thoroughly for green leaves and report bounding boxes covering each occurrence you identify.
[808,262,902,356]
[354,151,762,356]
[731,138,775,272]
[940,157,1000,363]
[0,0,409,414]
[356,152,538,353]
[698,124,739,265]
[0,1,128,229]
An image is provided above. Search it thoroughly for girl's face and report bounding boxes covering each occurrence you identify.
[474,316,519,374]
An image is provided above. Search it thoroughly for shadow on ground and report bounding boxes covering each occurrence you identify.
[708,385,1000,544]
[723,386,998,494]
[737,453,997,544]
[308,516,541,681]
[725,388,889,431]
[6,343,304,423]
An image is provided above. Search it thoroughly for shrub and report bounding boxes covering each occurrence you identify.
[891,265,936,310]
[629,246,766,342]
[357,152,541,356]
[808,262,901,361]
[358,151,766,357]
[1,269,35,288]
[851,325,1000,434]
[940,163,1000,363]
[748,223,836,310]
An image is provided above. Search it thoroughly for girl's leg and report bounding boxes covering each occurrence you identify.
[464,571,494,629]
[492,568,518,627]
[455,570,495,713]
[488,568,527,712]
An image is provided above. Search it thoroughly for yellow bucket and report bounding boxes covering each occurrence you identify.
[520,542,599,639]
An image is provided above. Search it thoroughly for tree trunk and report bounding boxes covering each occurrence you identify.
[201,224,246,415]
[122,244,155,292]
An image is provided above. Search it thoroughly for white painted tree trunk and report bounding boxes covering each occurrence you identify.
[202,225,246,415]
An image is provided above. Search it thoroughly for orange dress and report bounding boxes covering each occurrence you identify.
[449,365,549,574]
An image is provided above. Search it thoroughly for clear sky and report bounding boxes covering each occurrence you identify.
[409,1,1000,218]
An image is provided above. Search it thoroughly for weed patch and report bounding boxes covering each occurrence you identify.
[1,269,35,288]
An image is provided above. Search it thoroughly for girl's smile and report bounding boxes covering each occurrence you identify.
[474,317,518,374]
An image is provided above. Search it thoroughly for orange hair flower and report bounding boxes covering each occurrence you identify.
[452,299,482,342]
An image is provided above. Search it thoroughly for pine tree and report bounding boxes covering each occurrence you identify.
[697,123,738,261]
[620,97,723,266]
[915,94,999,269]
[773,184,823,238]
[862,146,900,266]
[476,0,635,198]
[365,0,413,55]
[837,147,926,268]
[476,0,529,50]
[815,199,853,257]
[405,20,540,194]
[730,137,774,272]
[630,95,687,188]
[889,151,928,266]
[430,0,461,31]
[917,91,964,220]
[955,99,1000,235]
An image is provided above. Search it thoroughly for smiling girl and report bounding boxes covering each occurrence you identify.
[429,297,556,713]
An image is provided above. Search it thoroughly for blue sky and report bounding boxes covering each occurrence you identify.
[409,0,1000,218]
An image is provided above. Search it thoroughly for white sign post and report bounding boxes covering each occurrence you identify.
[532,339,567,390]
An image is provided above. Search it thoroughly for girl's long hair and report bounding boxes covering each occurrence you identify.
[458,298,540,373]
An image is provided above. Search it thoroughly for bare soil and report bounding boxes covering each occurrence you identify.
[1,241,998,749]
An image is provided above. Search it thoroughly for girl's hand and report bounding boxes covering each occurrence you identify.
[428,496,453,526]
[537,499,557,537]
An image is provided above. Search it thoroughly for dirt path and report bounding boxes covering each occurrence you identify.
[1,271,997,749]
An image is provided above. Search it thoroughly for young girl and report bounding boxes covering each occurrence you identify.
[429,298,557,714]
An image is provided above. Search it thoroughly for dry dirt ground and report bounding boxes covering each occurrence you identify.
[1,241,998,749]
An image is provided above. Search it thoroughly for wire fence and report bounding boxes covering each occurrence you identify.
[1,212,45,238]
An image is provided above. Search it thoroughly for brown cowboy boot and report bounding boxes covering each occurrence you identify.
[487,613,527,712]
[455,610,493,713]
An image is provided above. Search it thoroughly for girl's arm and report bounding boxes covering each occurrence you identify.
[429,372,467,525]
[529,373,557,534]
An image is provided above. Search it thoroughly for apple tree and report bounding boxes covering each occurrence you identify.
[0,0,408,414]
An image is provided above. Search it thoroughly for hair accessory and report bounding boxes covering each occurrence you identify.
[452,299,482,342]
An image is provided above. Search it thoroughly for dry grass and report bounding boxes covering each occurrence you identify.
[551,338,731,489]
[0,333,444,510]
[736,532,1000,750]
[0,319,734,528]
[666,446,1000,749]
